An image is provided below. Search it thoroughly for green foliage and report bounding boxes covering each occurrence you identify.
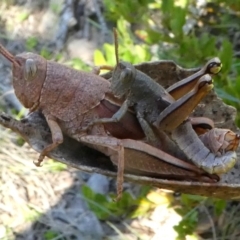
[173,194,227,238]
[26,37,38,51]
[94,18,151,66]
[103,0,154,23]
[160,0,188,40]
[212,198,227,216]
[44,230,59,240]
[42,160,68,172]
[67,58,91,71]
[15,136,25,146]
[17,11,30,22]
[81,185,153,220]
[40,48,53,60]
[22,205,41,222]
[173,194,202,239]
[174,210,198,239]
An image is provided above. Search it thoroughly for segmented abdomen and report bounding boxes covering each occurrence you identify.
[171,121,237,174]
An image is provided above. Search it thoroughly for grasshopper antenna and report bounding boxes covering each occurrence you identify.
[113,28,119,65]
[0,44,20,66]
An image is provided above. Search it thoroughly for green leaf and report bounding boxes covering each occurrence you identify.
[145,28,163,44]
[212,199,226,216]
[174,210,198,239]
[199,34,217,57]
[69,58,90,71]
[170,7,186,38]
[94,49,107,65]
[215,87,240,103]
[130,198,152,218]
[82,185,111,220]
[117,18,132,44]
[26,37,38,51]
[133,45,147,63]
[44,230,59,240]
[81,185,95,199]
[181,194,205,207]
[17,11,29,22]
[161,0,174,13]
[219,39,233,74]
[103,43,116,65]
[40,48,52,60]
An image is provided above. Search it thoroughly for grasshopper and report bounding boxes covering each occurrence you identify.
[0,33,238,200]
[88,29,239,178]
[0,39,221,200]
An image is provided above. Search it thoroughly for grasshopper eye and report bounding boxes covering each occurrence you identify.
[24,59,37,81]
[120,68,135,82]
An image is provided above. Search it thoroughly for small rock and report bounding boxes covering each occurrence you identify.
[87,173,109,195]
[46,192,104,240]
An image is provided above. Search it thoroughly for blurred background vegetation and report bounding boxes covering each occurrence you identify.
[0,0,240,239]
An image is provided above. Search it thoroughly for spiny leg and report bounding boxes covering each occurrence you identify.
[114,144,124,201]
[34,115,63,166]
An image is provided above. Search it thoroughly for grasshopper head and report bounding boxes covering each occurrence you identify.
[0,44,46,110]
[111,61,136,98]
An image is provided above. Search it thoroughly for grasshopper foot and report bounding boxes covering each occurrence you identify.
[34,155,44,167]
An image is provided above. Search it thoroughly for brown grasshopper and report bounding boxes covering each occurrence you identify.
[88,30,239,176]
[0,40,228,200]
